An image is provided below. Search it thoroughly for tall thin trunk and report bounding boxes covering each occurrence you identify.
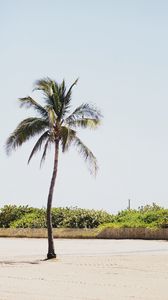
[47,140,59,259]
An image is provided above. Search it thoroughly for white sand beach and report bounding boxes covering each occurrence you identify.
[0,238,168,300]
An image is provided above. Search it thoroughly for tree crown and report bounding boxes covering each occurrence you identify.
[6,78,102,175]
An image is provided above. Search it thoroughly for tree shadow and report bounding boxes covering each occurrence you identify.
[0,259,41,265]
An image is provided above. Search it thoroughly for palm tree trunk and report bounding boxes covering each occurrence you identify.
[47,140,59,259]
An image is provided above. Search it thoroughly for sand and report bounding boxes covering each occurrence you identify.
[0,238,168,300]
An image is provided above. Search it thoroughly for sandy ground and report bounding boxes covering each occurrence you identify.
[0,238,168,300]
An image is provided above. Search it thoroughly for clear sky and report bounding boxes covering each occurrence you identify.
[1,0,168,213]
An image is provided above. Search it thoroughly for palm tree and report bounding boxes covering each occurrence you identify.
[6,78,102,259]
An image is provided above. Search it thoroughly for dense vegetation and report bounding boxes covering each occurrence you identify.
[99,203,168,229]
[0,203,167,229]
[0,205,113,229]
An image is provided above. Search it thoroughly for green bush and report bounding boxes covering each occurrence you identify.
[0,205,34,228]
[0,203,167,229]
[1,205,114,229]
[52,207,114,228]
[99,204,168,229]
[11,210,46,228]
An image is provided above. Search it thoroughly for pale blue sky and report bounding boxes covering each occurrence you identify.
[1,0,168,213]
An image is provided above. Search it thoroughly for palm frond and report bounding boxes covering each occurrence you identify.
[60,126,76,152]
[34,78,63,118]
[64,78,78,106]
[51,81,62,117]
[65,103,102,124]
[19,97,48,118]
[33,78,53,97]
[60,80,66,99]
[57,80,66,118]
[73,136,98,176]
[6,118,48,154]
[34,78,57,110]
[28,130,49,164]
[65,118,101,129]
[40,139,51,167]
[46,106,57,127]
[61,79,78,117]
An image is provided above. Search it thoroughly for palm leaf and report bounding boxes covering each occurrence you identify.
[60,126,76,152]
[40,139,51,166]
[65,118,101,129]
[34,78,63,118]
[73,136,98,176]
[65,103,102,124]
[64,78,78,106]
[61,79,78,117]
[57,80,66,118]
[59,80,66,100]
[34,78,59,112]
[19,97,48,118]
[28,130,49,163]
[6,118,48,154]
[34,78,53,97]
[51,81,62,117]
[46,106,57,127]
